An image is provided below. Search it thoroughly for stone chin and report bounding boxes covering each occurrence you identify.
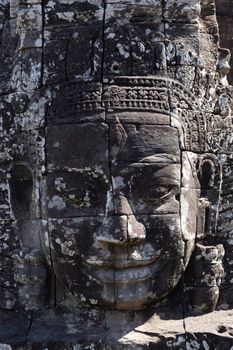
[98,257,185,310]
[54,254,185,310]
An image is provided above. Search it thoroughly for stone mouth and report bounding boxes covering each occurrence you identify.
[114,259,167,284]
[84,255,168,284]
[86,255,160,269]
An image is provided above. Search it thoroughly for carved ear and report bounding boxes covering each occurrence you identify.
[197,155,221,193]
[196,155,221,239]
[9,163,33,220]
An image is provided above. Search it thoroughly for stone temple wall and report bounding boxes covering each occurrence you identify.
[216,0,233,84]
[0,0,232,349]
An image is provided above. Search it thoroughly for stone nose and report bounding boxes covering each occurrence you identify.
[97,215,128,245]
[105,191,133,216]
[99,193,146,245]
[114,194,133,215]
[98,212,146,246]
[127,215,146,243]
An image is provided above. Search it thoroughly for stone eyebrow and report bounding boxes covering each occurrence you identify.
[139,154,180,164]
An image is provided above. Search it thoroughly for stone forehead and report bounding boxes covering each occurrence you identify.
[46,122,180,169]
[48,76,228,153]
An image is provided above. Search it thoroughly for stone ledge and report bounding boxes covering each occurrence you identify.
[0,308,232,349]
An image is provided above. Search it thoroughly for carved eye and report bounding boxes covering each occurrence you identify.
[146,186,170,201]
[52,172,108,209]
[58,185,102,208]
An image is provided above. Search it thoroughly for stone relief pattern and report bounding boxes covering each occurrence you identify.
[0,0,232,349]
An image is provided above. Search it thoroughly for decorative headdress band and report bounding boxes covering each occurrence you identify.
[50,76,232,152]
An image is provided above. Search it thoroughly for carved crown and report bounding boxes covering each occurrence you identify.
[49,76,232,153]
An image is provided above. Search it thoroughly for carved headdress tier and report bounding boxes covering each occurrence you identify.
[50,76,232,153]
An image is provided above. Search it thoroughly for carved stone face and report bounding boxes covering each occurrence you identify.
[42,113,199,310]
[0,0,230,320]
